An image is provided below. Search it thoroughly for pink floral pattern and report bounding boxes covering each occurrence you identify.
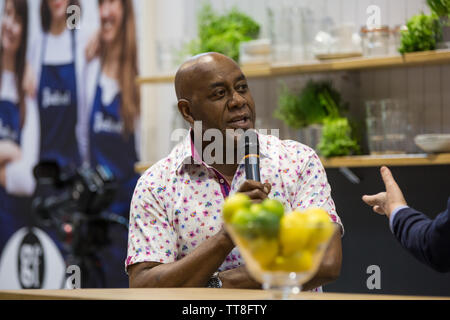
[126,132,343,291]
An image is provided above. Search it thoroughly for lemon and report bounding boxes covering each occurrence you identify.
[269,251,313,272]
[248,238,279,269]
[279,211,311,255]
[261,199,285,219]
[223,193,251,223]
[304,208,335,249]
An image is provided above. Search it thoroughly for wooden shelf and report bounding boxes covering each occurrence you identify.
[320,153,450,168]
[135,153,450,173]
[137,49,450,85]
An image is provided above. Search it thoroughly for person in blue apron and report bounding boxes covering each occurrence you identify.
[29,0,84,263]
[85,0,141,288]
[37,0,81,172]
[0,0,33,251]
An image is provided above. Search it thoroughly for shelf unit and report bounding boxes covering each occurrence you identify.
[136,49,450,169]
[135,153,450,173]
[136,49,450,85]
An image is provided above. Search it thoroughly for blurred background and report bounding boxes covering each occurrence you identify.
[1,0,450,295]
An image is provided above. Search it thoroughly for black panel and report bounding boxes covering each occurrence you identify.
[323,166,450,296]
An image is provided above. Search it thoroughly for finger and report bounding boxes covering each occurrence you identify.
[362,193,386,206]
[238,180,265,193]
[263,183,272,195]
[373,205,386,215]
[244,189,268,202]
[380,166,401,195]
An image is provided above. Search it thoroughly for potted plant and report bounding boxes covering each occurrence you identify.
[274,80,360,157]
[427,0,450,46]
[185,3,260,63]
[398,13,442,54]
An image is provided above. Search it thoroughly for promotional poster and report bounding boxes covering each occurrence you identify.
[0,0,143,289]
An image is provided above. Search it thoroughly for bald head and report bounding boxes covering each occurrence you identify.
[174,52,240,100]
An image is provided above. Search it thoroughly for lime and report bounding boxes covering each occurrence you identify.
[252,209,281,238]
[250,203,264,215]
[223,193,251,223]
[262,199,285,219]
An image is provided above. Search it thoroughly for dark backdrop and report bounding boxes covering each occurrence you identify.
[323,165,450,297]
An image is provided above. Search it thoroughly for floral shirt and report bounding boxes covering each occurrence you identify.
[126,131,343,291]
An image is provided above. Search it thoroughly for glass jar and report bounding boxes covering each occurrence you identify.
[360,26,390,57]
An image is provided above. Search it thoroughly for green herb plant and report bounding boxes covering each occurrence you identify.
[398,13,442,54]
[275,80,360,157]
[187,3,260,62]
[317,117,360,158]
[274,80,345,129]
[427,0,450,18]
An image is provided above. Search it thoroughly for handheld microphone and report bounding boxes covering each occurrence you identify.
[244,131,261,182]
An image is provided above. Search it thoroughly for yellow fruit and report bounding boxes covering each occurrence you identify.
[248,238,279,269]
[223,193,251,223]
[269,251,314,272]
[279,211,311,256]
[304,208,335,249]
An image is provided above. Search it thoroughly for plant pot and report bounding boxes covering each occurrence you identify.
[298,125,323,151]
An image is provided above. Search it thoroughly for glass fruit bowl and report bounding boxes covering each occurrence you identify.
[223,194,338,299]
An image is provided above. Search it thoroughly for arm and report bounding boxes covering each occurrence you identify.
[128,228,235,288]
[128,179,271,288]
[4,98,40,196]
[363,166,450,273]
[303,228,342,291]
[392,201,450,273]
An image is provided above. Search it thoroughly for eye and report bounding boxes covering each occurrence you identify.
[236,83,248,93]
[212,89,226,99]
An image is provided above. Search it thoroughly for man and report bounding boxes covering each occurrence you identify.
[363,166,450,273]
[126,52,343,290]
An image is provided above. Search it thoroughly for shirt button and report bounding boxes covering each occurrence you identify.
[220,179,225,184]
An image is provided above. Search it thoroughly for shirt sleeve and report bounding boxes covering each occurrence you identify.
[125,171,178,272]
[5,97,40,196]
[291,147,344,236]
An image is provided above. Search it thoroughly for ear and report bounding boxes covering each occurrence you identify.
[178,99,195,126]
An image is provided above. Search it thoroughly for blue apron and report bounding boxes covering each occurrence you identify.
[34,31,81,261]
[0,100,31,250]
[88,76,139,288]
[37,30,80,171]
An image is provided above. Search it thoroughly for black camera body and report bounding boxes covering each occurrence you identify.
[32,162,117,220]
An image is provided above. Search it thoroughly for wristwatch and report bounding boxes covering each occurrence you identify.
[206,272,222,288]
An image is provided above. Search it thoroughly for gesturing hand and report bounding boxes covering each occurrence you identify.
[237,180,271,204]
[362,166,407,218]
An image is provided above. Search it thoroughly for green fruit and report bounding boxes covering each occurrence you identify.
[251,209,281,238]
[262,199,285,218]
[223,193,251,223]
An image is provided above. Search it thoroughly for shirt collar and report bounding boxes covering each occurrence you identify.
[175,128,272,174]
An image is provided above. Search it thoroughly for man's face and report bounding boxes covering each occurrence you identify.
[188,56,256,137]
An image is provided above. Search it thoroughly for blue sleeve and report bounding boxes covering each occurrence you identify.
[392,197,450,273]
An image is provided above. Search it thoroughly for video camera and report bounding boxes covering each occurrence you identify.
[32,161,117,221]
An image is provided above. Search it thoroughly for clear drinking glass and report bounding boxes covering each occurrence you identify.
[381,99,407,154]
[365,100,385,154]
[267,3,292,63]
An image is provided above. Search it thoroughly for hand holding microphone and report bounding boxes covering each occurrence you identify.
[237,130,271,203]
